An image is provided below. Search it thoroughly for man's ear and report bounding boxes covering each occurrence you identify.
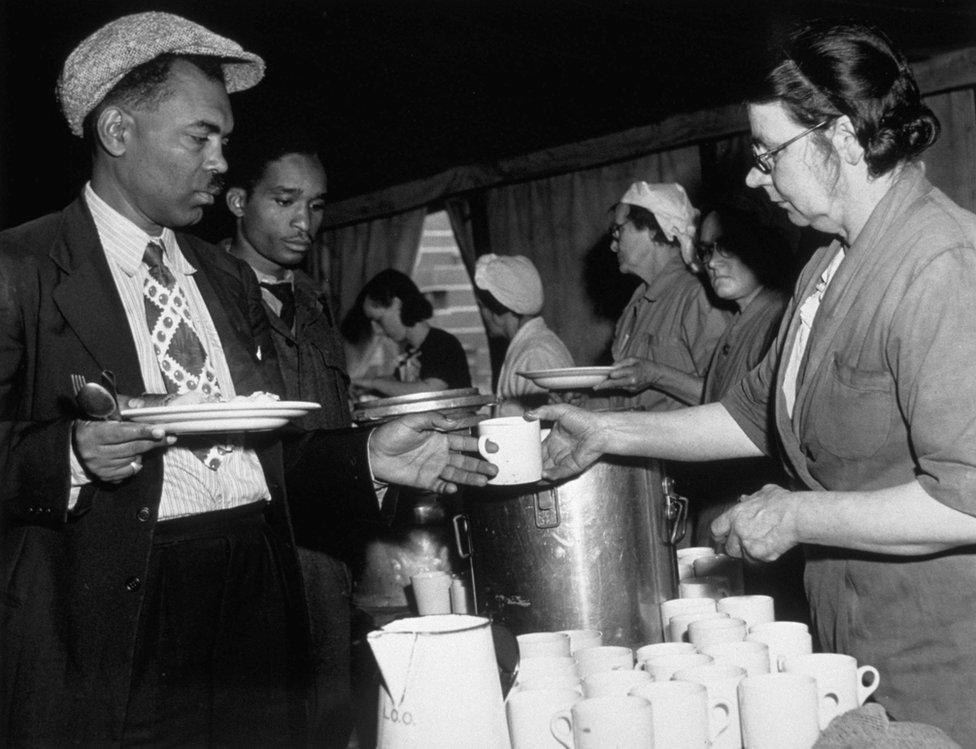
[95,106,130,156]
[225,187,247,218]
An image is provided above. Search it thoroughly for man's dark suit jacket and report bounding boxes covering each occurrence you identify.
[0,196,375,743]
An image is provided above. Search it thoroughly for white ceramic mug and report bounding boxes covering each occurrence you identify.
[693,554,744,595]
[782,653,881,729]
[669,611,730,644]
[517,632,571,659]
[477,416,542,484]
[550,695,654,749]
[559,629,603,654]
[676,546,720,563]
[634,641,697,667]
[573,645,634,679]
[717,595,776,631]
[507,687,580,749]
[582,668,651,698]
[515,655,579,686]
[516,673,582,694]
[641,652,713,682]
[680,575,733,601]
[687,616,747,649]
[410,570,452,615]
[738,672,821,749]
[630,680,714,748]
[701,640,771,677]
[746,622,812,672]
[673,664,747,749]
[660,596,717,635]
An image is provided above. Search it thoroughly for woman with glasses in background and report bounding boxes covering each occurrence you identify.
[593,181,730,411]
[532,20,976,741]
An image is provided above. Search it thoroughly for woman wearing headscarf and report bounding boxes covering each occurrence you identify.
[474,253,574,415]
[531,20,976,741]
[594,182,731,411]
[352,269,471,396]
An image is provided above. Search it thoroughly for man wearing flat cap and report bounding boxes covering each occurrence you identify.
[474,253,574,415]
[0,12,494,745]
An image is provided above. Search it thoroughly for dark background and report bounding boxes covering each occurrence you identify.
[2,0,976,231]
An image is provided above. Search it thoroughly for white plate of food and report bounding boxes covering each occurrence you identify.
[517,366,615,390]
[121,400,321,434]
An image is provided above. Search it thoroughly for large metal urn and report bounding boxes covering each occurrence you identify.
[457,457,687,646]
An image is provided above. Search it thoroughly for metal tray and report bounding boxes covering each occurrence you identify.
[353,388,493,424]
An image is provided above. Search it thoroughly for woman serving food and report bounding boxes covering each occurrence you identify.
[530,19,976,742]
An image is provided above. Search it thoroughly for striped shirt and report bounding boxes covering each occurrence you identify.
[72,183,270,519]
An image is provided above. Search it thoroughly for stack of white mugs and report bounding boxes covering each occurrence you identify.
[505,548,880,749]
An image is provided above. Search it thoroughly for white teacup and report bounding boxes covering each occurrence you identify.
[782,653,880,729]
[559,629,603,654]
[669,611,730,644]
[573,645,634,679]
[410,571,452,615]
[516,655,578,686]
[673,664,747,749]
[693,554,744,595]
[630,680,714,748]
[701,640,771,677]
[688,616,747,649]
[680,575,733,601]
[550,695,654,749]
[581,668,651,698]
[717,595,775,631]
[738,673,820,749]
[477,416,542,484]
[634,641,697,667]
[641,652,713,682]
[660,596,717,635]
[516,673,582,694]
[746,621,812,672]
[507,687,580,749]
[518,632,571,659]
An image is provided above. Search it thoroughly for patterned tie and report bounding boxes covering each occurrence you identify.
[260,281,296,329]
[143,241,225,470]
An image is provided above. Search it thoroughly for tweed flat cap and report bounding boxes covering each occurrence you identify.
[474,254,544,315]
[57,11,265,137]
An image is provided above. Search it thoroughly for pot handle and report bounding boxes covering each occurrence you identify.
[452,513,472,560]
[662,476,689,546]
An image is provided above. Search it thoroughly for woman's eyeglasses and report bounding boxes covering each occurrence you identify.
[696,241,733,265]
[751,120,830,174]
[609,221,629,240]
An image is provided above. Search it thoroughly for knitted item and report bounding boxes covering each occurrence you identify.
[57,11,264,136]
[814,703,961,748]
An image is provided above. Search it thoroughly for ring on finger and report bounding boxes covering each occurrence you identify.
[129,460,141,474]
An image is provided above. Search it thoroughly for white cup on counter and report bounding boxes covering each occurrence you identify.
[559,629,603,654]
[581,668,651,698]
[477,416,542,485]
[660,596,717,635]
[746,621,812,672]
[717,594,775,631]
[634,641,697,666]
[573,645,634,679]
[701,640,771,677]
[669,611,730,644]
[673,664,747,749]
[641,652,713,682]
[782,653,880,730]
[550,695,654,749]
[507,687,580,749]
[517,632,571,659]
[629,680,712,748]
[693,554,744,595]
[680,575,733,601]
[737,672,821,749]
[687,616,747,649]
[515,655,578,687]
[410,570,452,615]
